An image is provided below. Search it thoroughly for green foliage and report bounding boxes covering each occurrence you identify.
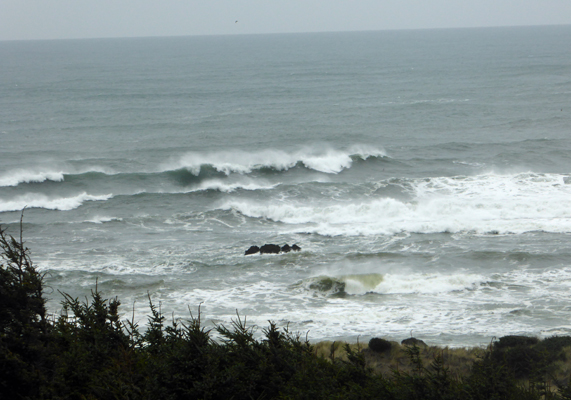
[496,335,540,349]
[536,336,571,358]
[385,344,462,400]
[48,286,136,399]
[0,221,50,399]
[491,334,571,383]
[464,351,521,400]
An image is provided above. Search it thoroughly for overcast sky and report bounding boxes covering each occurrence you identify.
[1,0,571,41]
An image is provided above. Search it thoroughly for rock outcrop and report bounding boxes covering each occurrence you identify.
[244,246,260,255]
[260,244,281,254]
[244,243,301,255]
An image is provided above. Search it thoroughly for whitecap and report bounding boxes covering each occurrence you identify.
[195,179,278,193]
[160,145,387,176]
[0,192,113,212]
[84,216,123,224]
[0,169,65,187]
[223,172,571,236]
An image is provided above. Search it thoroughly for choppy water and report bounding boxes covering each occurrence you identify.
[2,25,571,346]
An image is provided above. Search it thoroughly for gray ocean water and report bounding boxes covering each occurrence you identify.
[1,25,571,347]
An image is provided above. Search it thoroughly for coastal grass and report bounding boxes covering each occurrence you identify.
[313,341,485,378]
[3,223,571,399]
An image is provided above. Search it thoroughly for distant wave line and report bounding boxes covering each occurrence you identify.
[161,146,388,176]
[0,151,389,188]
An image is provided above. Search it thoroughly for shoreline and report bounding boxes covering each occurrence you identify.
[3,223,571,398]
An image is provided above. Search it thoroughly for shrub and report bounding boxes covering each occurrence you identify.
[0,221,50,399]
[536,336,571,356]
[368,337,392,353]
[495,335,539,349]
[402,337,427,347]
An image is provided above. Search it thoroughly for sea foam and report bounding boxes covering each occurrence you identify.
[373,272,482,294]
[84,216,123,224]
[223,172,571,236]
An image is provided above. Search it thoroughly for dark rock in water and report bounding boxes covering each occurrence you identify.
[369,338,392,353]
[260,244,281,254]
[245,243,301,255]
[401,337,427,347]
[245,246,260,255]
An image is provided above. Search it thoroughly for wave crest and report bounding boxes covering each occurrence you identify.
[0,192,112,212]
[162,145,386,176]
[0,166,113,188]
[0,170,65,187]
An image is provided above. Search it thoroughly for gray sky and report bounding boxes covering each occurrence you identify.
[1,0,571,41]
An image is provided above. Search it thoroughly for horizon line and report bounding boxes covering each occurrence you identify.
[1,22,570,43]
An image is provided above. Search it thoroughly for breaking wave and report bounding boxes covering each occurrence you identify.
[225,172,571,236]
[0,167,113,188]
[1,146,386,194]
[0,192,112,212]
[299,272,481,296]
[0,169,65,187]
[298,273,384,296]
[161,145,387,176]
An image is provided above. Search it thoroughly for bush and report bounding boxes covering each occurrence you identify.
[495,335,539,349]
[0,222,50,399]
[368,338,392,353]
[536,336,571,356]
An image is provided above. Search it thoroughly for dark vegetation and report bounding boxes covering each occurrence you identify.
[4,223,571,399]
[369,337,392,353]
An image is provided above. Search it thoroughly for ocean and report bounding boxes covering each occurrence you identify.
[1,25,571,347]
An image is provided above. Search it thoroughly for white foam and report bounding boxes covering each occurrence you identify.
[0,169,65,187]
[0,192,112,212]
[161,145,386,176]
[84,216,123,224]
[224,172,571,236]
[372,272,482,295]
[304,272,481,296]
[196,179,278,193]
